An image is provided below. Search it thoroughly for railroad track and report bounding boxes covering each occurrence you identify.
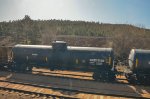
[0,70,149,99]
[2,68,147,86]
[32,68,150,86]
[33,68,150,86]
[0,80,78,99]
[0,80,133,99]
[32,68,93,80]
[32,68,130,85]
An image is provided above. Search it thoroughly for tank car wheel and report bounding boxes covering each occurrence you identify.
[93,72,107,82]
[92,72,99,81]
[99,71,110,82]
[108,72,116,81]
[136,74,148,85]
[9,63,15,72]
[14,63,21,72]
[49,65,55,71]
[27,65,33,72]
[20,64,27,72]
[126,73,137,84]
[100,73,107,81]
[0,65,6,70]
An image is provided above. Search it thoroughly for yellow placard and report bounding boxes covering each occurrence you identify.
[135,58,138,68]
[76,59,79,64]
[108,57,111,65]
[45,57,48,62]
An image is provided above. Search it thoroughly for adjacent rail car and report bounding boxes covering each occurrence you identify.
[0,47,8,66]
[12,41,115,81]
[125,49,150,84]
[0,46,12,68]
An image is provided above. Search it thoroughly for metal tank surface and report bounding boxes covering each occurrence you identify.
[12,41,115,81]
[126,49,150,84]
[128,49,150,70]
[12,44,53,71]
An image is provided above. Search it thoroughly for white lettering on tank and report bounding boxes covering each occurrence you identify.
[89,59,105,65]
[32,53,38,56]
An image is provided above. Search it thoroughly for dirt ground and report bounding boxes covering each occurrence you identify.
[0,90,52,99]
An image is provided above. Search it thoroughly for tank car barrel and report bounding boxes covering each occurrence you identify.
[10,41,115,81]
[125,49,150,84]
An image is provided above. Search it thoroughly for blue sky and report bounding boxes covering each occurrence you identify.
[0,0,150,29]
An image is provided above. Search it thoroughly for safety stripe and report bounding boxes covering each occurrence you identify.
[76,59,79,64]
[26,56,29,61]
[135,58,138,68]
[45,57,48,62]
[108,57,111,65]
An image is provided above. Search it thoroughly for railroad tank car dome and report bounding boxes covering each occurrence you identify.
[52,41,67,51]
[52,41,67,43]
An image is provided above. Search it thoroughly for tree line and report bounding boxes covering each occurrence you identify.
[0,15,150,60]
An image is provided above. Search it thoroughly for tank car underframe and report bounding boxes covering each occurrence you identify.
[10,62,33,72]
[92,66,116,82]
[125,70,150,85]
